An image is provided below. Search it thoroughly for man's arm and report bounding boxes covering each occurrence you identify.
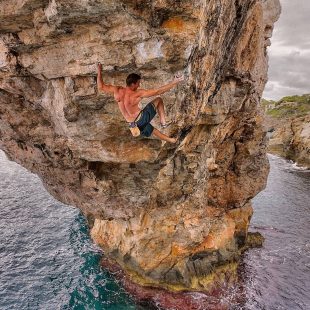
[137,75,184,98]
[97,63,118,94]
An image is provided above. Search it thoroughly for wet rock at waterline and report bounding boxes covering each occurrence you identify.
[0,0,280,293]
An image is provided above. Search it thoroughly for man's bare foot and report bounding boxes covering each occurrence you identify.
[152,128,178,144]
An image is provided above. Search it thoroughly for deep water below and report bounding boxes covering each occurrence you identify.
[0,151,136,310]
[0,151,309,310]
[243,154,310,310]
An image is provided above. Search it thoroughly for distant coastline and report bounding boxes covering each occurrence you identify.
[263,94,310,168]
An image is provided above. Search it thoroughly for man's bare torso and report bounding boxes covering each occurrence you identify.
[114,87,141,122]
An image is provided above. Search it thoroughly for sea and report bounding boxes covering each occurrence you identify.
[0,150,309,310]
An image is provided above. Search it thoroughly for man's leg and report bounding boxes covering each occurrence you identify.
[152,97,167,125]
[152,128,177,143]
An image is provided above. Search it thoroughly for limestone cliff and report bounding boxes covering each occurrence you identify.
[0,0,280,294]
[264,95,310,168]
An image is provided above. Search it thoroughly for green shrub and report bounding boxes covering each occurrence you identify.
[262,94,310,118]
[279,94,310,105]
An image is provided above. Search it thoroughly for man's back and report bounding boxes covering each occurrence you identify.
[115,87,140,122]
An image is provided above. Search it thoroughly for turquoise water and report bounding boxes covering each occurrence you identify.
[0,151,136,310]
[1,150,309,309]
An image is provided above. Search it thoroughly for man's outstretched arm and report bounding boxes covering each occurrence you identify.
[137,75,184,98]
[97,63,118,94]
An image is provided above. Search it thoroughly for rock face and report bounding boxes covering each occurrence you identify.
[267,115,310,168]
[0,0,280,292]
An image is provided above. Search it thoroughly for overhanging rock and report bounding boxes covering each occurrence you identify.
[0,0,281,292]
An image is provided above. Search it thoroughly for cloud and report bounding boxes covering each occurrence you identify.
[263,0,310,100]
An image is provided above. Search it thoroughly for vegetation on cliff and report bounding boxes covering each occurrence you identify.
[262,94,310,118]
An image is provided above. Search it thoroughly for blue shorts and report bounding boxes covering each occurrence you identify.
[136,102,157,137]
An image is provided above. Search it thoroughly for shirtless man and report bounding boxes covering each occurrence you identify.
[97,63,184,143]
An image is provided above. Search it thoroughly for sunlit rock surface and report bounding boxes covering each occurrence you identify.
[0,0,280,292]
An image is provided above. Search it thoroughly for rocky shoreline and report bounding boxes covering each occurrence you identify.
[263,95,310,168]
[101,231,263,310]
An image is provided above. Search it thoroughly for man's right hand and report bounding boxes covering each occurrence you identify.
[97,62,102,71]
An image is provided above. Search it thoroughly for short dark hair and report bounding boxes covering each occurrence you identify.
[126,73,141,86]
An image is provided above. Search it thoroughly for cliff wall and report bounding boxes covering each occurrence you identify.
[0,0,280,292]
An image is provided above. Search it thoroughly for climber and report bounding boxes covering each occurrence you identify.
[96,63,184,143]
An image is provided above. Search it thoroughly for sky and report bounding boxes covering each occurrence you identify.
[263,0,310,100]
